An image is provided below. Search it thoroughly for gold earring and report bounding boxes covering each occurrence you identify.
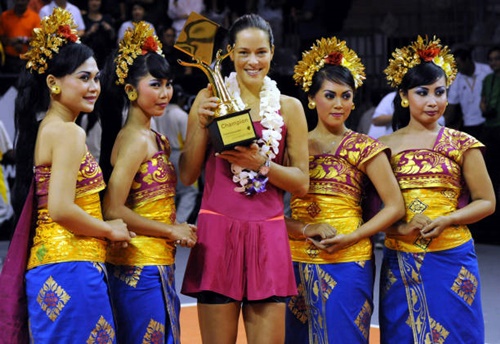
[127,90,138,101]
[308,100,316,110]
[401,98,409,108]
[51,85,61,95]
[352,104,356,110]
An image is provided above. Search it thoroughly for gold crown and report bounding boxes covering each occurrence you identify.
[115,22,164,85]
[21,7,80,74]
[293,37,365,92]
[384,35,457,88]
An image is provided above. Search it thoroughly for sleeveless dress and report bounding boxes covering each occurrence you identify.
[181,119,297,301]
[26,150,116,343]
[106,131,180,344]
[286,130,389,344]
[379,127,485,344]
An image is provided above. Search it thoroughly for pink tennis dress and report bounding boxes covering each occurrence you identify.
[181,120,297,301]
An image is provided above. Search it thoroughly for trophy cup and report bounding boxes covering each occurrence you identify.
[174,12,257,152]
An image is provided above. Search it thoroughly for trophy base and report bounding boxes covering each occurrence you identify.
[207,109,258,152]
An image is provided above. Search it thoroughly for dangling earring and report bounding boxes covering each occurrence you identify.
[51,85,61,95]
[352,104,356,110]
[308,100,316,110]
[127,90,138,101]
[401,98,409,108]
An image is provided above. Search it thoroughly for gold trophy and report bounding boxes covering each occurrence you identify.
[174,12,257,152]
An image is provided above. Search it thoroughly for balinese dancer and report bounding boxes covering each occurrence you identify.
[12,7,133,343]
[180,13,310,344]
[98,22,197,344]
[378,36,495,344]
[286,37,404,344]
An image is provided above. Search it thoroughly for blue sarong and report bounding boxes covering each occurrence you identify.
[285,260,374,344]
[26,261,116,343]
[108,264,180,344]
[379,240,484,344]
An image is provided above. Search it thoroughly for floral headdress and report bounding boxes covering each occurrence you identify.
[384,35,457,88]
[115,22,164,85]
[21,7,80,74]
[293,37,365,92]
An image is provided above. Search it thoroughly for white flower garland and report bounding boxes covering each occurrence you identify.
[225,72,284,195]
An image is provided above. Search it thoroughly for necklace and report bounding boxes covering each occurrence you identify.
[313,128,349,154]
[225,72,283,195]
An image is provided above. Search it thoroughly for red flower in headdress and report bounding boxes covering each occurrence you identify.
[58,25,78,43]
[325,51,343,65]
[418,47,441,62]
[142,36,158,54]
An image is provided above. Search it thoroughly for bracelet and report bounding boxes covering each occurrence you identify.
[258,158,270,176]
[302,223,311,237]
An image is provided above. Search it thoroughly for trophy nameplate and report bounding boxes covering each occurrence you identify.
[174,12,258,152]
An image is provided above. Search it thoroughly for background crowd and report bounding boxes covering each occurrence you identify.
[0,1,499,242]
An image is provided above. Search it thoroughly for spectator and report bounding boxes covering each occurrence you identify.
[445,45,492,139]
[167,0,204,40]
[81,0,116,68]
[159,25,189,80]
[0,120,14,240]
[367,90,396,139]
[480,46,500,207]
[0,0,40,74]
[116,1,154,42]
[39,0,86,36]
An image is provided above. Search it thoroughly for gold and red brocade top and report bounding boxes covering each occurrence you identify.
[386,127,484,252]
[28,150,106,269]
[290,130,389,263]
[107,131,178,266]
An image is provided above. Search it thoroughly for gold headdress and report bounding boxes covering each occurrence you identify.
[384,35,457,88]
[21,7,80,74]
[115,22,164,85]
[293,37,365,92]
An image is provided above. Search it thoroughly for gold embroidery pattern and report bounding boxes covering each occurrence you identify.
[409,198,428,214]
[354,300,372,340]
[316,266,337,301]
[306,202,321,218]
[37,276,71,321]
[287,283,308,324]
[356,260,366,268]
[424,318,449,344]
[86,315,115,344]
[114,265,143,288]
[381,267,397,300]
[92,261,103,273]
[451,266,478,306]
[142,318,165,343]
[306,242,320,258]
[408,199,432,250]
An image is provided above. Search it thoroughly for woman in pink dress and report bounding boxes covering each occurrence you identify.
[180,13,310,344]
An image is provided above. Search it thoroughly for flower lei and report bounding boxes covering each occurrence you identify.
[225,72,283,196]
[384,35,457,88]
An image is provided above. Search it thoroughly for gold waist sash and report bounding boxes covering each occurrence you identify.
[107,197,176,266]
[386,188,472,252]
[290,194,371,263]
[27,193,107,269]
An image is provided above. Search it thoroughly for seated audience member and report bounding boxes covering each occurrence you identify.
[0,0,40,74]
[39,0,86,36]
